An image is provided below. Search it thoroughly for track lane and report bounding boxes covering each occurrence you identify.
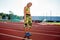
[0,22,60,40]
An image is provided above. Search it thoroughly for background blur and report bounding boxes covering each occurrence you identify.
[0,0,60,22]
[0,0,60,16]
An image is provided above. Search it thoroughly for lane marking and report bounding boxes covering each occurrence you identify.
[38,23,54,25]
[0,28,60,37]
[1,22,60,26]
[2,22,56,25]
[32,29,60,33]
[1,22,38,27]
[0,33,25,39]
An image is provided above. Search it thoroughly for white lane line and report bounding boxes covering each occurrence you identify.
[1,22,60,26]
[0,28,60,37]
[0,33,25,39]
[2,22,54,25]
[3,22,23,25]
[2,22,38,27]
[32,32,60,37]
[38,23,55,25]
[32,29,60,33]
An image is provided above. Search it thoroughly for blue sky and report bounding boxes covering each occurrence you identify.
[0,0,60,16]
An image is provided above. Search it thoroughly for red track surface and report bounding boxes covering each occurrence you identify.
[0,22,60,40]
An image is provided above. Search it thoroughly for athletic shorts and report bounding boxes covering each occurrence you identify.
[24,14,32,28]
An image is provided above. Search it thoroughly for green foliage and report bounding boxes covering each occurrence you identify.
[0,11,22,22]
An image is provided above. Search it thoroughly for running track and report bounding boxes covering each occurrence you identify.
[0,22,60,40]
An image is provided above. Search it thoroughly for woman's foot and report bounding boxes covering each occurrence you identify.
[25,32,32,37]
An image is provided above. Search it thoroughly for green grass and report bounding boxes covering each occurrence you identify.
[47,22,60,25]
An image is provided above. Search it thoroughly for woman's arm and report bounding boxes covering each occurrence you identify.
[24,7,26,21]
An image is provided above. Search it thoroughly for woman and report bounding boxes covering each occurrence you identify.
[24,2,32,37]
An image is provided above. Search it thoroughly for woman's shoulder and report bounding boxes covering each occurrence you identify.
[24,6,27,9]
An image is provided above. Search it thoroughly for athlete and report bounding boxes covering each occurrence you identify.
[24,2,32,37]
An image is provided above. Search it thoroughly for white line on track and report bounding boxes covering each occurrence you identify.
[0,21,58,25]
[0,33,25,39]
[0,28,60,37]
[3,22,55,25]
[32,29,60,33]
[2,22,39,27]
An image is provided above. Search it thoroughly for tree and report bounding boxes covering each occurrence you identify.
[0,12,4,16]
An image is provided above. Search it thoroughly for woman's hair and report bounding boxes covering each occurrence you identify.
[27,2,32,5]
